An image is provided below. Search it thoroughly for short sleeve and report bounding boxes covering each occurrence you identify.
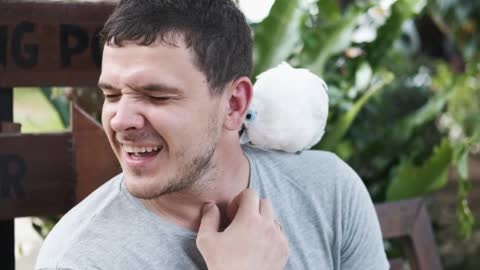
[337,158,390,270]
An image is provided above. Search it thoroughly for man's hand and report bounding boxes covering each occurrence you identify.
[196,189,289,270]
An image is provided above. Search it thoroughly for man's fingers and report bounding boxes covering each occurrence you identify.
[233,189,260,220]
[226,195,240,224]
[226,192,266,224]
[198,203,221,234]
[259,198,274,220]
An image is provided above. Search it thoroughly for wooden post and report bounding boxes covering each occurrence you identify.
[0,87,15,270]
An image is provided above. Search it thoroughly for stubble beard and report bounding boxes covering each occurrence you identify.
[126,116,220,200]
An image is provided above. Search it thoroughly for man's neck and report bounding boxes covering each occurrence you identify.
[139,143,250,232]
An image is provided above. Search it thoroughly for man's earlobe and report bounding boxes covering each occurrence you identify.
[224,77,253,131]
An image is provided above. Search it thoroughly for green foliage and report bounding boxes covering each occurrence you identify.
[455,142,475,239]
[40,87,70,128]
[32,217,61,239]
[386,139,453,200]
[318,70,394,151]
[253,0,304,76]
[304,3,370,74]
[13,88,65,133]
[366,0,425,68]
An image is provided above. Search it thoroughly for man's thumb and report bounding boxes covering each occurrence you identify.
[198,203,220,234]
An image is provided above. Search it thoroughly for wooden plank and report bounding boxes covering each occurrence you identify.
[0,0,116,86]
[0,122,21,133]
[376,199,443,270]
[0,104,121,218]
[407,204,443,270]
[389,258,407,270]
[0,88,14,119]
[72,104,120,203]
[375,199,421,239]
[0,132,75,219]
[0,87,15,270]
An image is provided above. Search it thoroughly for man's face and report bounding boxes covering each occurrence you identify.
[99,39,225,199]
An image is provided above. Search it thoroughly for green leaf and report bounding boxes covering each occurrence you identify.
[353,62,373,93]
[406,0,427,14]
[454,142,475,239]
[366,0,426,68]
[386,139,453,201]
[306,5,368,74]
[389,88,454,142]
[456,145,469,180]
[317,71,394,151]
[316,0,341,21]
[253,0,304,76]
[40,87,70,128]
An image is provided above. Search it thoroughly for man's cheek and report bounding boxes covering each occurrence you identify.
[101,107,114,129]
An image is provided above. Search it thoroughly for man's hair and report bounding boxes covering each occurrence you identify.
[100,0,253,96]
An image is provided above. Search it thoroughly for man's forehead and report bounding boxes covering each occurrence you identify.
[101,37,196,71]
[99,37,206,93]
[105,38,186,67]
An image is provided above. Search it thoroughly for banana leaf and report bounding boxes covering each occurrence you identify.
[317,71,394,151]
[253,0,304,76]
[386,139,453,200]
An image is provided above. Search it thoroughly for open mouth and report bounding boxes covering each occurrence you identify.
[123,144,163,159]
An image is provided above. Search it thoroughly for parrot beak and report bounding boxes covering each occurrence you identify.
[239,124,246,137]
[239,124,250,144]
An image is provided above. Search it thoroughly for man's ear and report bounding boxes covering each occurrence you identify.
[223,76,253,131]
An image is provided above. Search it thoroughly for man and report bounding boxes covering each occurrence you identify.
[36,0,389,269]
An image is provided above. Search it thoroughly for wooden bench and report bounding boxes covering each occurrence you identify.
[376,199,443,270]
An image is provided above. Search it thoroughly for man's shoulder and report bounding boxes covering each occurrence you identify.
[244,145,366,207]
[244,145,350,182]
[35,174,125,269]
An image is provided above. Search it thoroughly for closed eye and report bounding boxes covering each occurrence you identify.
[149,96,176,102]
[150,96,170,100]
[104,94,121,101]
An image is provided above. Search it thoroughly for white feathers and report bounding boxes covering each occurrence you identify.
[242,62,329,153]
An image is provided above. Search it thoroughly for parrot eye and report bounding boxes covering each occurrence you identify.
[245,110,256,122]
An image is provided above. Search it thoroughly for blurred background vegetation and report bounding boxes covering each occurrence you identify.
[251,0,480,268]
[14,0,479,269]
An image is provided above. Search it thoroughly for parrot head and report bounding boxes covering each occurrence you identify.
[240,62,329,153]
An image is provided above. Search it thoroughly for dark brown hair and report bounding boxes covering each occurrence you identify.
[100,0,253,96]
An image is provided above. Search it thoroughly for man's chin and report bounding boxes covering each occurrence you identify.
[125,182,164,200]
[125,173,202,200]
[123,174,166,200]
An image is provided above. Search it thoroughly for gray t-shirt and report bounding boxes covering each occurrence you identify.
[36,146,389,269]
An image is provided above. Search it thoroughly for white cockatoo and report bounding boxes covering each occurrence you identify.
[240,62,329,153]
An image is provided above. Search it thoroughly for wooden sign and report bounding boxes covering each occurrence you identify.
[0,104,120,220]
[0,132,74,219]
[0,1,115,87]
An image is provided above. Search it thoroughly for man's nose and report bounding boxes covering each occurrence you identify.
[110,98,145,132]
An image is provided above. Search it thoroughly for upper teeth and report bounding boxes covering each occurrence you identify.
[124,145,160,153]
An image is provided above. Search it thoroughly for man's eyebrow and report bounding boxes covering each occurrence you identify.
[97,82,119,91]
[137,83,183,94]
[97,82,183,94]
